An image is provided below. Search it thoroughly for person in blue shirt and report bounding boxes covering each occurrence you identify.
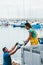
[2,43,21,65]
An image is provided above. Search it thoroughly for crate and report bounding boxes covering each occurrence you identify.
[32,45,43,65]
[21,45,39,65]
[21,45,43,65]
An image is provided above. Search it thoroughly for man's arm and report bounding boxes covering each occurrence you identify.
[8,43,18,52]
[8,45,16,52]
[9,48,18,55]
[9,44,21,55]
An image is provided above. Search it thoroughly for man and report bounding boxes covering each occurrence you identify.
[24,23,38,46]
[2,43,21,65]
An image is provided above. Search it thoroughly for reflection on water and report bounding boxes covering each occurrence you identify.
[0,26,43,63]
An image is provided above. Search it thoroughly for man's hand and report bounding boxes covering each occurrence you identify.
[15,42,18,46]
[17,44,21,49]
[23,41,27,46]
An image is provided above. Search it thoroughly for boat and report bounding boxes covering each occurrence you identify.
[2,21,9,27]
[13,22,21,27]
[13,21,26,28]
[13,23,25,27]
[32,23,41,29]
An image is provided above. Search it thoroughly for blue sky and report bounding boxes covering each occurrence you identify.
[0,0,43,18]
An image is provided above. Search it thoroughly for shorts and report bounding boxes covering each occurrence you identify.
[30,37,38,46]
